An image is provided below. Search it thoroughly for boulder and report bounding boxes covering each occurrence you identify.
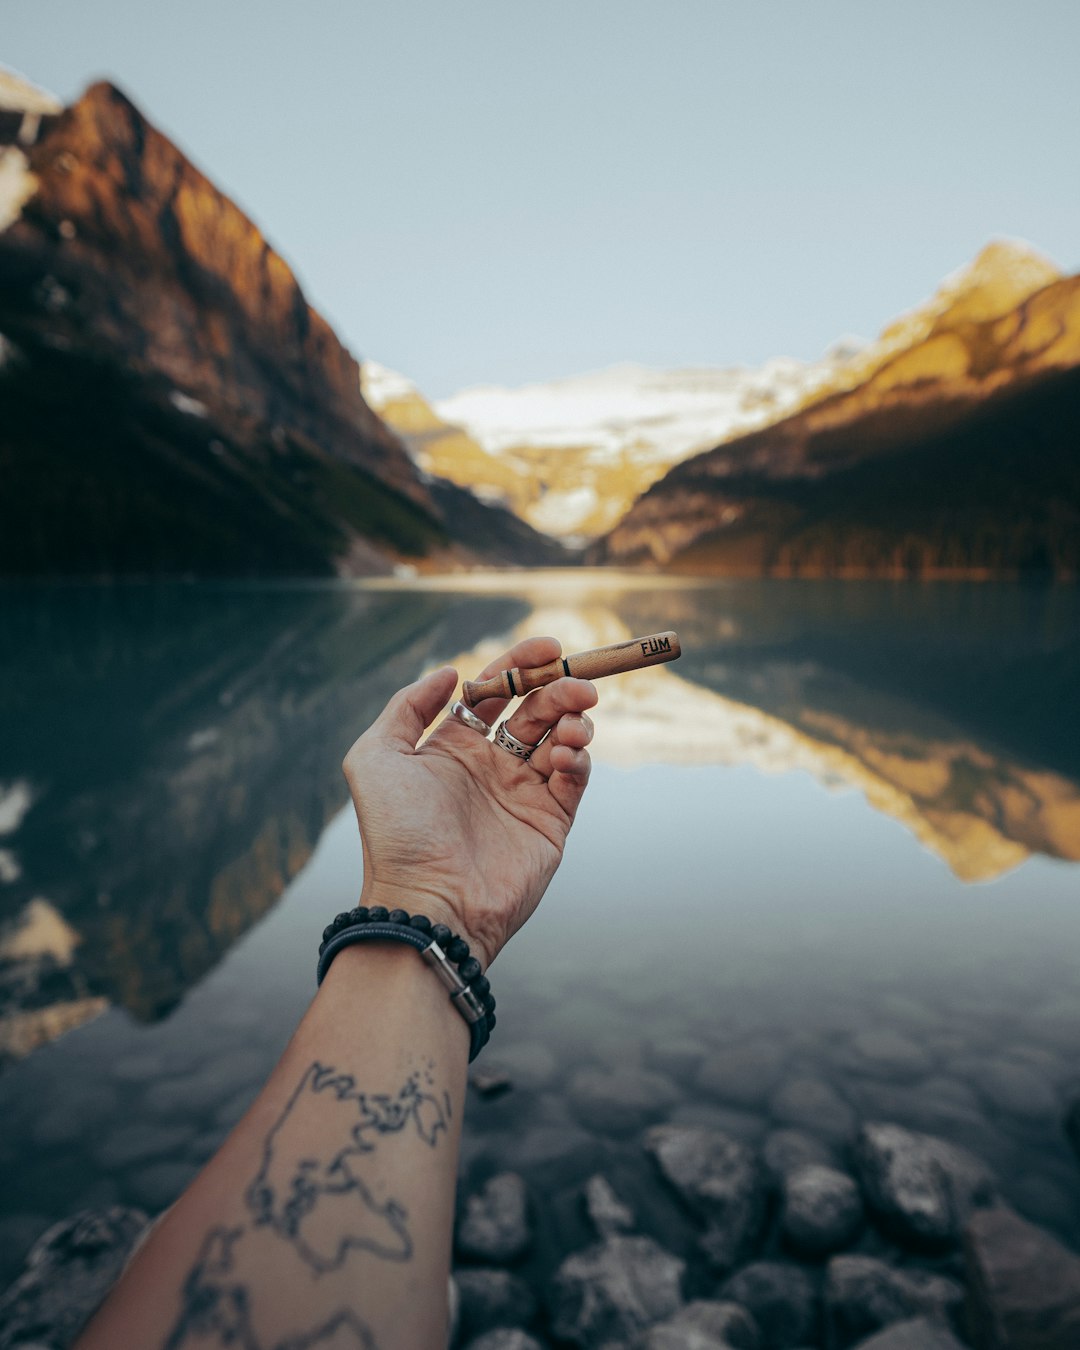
[717,1262,817,1350]
[842,1030,934,1081]
[457,1174,531,1265]
[823,1255,963,1349]
[454,1269,538,1343]
[637,1299,760,1349]
[644,1126,768,1273]
[852,1122,995,1249]
[963,1204,1080,1350]
[548,1235,685,1347]
[0,1206,148,1349]
[568,1067,681,1134]
[849,1318,967,1350]
[781,1165,863,1256]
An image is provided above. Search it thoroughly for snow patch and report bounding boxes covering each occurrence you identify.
[434,359,842,464]
[0,849,20,883]
[0,897,79,964]
[361,360,418,407]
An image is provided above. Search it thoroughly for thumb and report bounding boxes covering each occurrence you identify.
[369,665,459,752]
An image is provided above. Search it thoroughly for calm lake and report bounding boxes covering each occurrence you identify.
[1,573,1079,1292]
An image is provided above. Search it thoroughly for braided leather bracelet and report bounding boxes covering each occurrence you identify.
[317,906,496,1062]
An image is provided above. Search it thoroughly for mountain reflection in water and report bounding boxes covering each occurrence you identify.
[1,576,1078,1064]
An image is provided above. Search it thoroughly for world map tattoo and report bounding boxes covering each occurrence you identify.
[245,1061,451,1271]
[162,1060,451,1349]
[163,1225,379,1350]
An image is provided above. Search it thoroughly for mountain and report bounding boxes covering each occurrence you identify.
[418,356,856,543]
[594,241,1080,577]
[0,76,556,576]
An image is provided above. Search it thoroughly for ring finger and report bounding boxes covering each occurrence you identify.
[498,678,597,759]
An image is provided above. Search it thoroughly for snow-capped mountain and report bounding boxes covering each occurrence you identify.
[366,351,859,543]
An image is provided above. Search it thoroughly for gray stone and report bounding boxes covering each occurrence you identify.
[717,1262,816,1350]
[584,1175,635,1237]
[497,1123,601,1175]
[666,1104,767,1142]
[463,1331,545,1350]
[769,1077,855,1144]
[843,1030,934,1081]
[454,1268,538,1342]
[781,1165,863,1256]
[960,1056,1059,1120]
[850,1318,967,1350]
[548,1235,685,1347]
[824,1255,963,1349]
[497,1043,558,1090]
[644,1125,767,1273]
[852,1122,995,1249]
[0,1206,148,1349]
[637,1299,760,1349]
[964,1204,1080,1350]
[696,1041,788,1110]
[32,1085,117,1147]
[568,1067,680,1135]
[761,1129,835,1182]
[457,1173,531,1264]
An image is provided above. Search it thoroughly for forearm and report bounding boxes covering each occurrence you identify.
[76,944,470,1350]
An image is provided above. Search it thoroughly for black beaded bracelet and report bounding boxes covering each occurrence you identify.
[317,906,496,1062]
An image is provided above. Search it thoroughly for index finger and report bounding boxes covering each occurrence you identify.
[430,634,562,747]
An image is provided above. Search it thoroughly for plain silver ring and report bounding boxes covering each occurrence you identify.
[451,700,492,736]
[493,720,542,760]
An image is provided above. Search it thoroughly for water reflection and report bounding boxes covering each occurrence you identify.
[0,585,527,1056]
[1,577,1078,1067]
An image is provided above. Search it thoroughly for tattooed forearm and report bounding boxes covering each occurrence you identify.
[162,1061,450,1349]
[245,1061,451,1270]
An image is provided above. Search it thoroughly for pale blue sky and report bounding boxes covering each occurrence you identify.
[7,2,1080,397]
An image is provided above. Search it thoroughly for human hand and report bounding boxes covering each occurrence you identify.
[342,636,597,969]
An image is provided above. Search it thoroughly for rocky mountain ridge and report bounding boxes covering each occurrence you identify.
[0,76,556,576]
[594,243,1080,577]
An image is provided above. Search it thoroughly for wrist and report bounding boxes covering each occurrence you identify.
[359,883,497,969]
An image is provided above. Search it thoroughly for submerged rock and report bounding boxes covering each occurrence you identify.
[761,1128,835,1182]
[0,1206,148,1349]
[849,1318,967,1350]
[823,1255,963,1349]
[637,1299,760,1350]
[644,1125,767,1273]
[457,1173,531,1265]
[454,1268,538,1343]
[462,1329,546,1350]
[781,1164,863,1256]
[717,1261,817,1350]
[964,1204,1080,1350]
[769,1076,856,1143]
[548,1235,685,1347]
[696,1040,788,1110]
[568,1067,681,1135]
[852,1122,995,1249]
[583,1175,635,1238]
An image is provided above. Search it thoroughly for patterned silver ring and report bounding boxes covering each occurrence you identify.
[493,720,542,760]
[451,700,492,736]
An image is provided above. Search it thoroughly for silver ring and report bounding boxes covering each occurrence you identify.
[493,720,542,760]
[451,700,492,736]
